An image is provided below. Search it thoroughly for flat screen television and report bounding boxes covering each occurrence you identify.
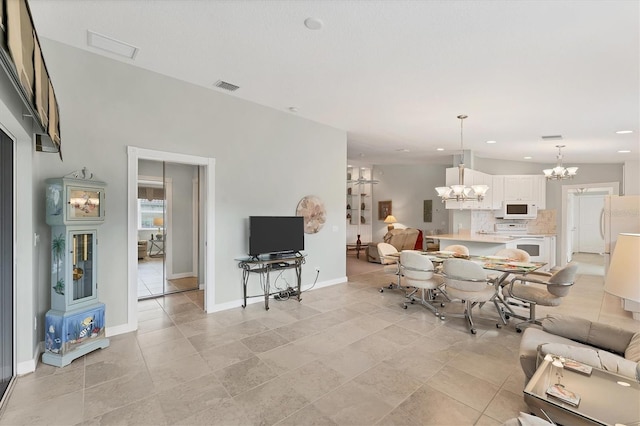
[249,216,304,257]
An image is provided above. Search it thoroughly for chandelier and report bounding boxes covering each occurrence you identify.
[435,115,489,202]
[543,145,578,180]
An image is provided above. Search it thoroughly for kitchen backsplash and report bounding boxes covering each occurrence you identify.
[527,209,557,234]
[470,209,557,235]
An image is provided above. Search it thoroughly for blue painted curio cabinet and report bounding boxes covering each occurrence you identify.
[43,175,110,367]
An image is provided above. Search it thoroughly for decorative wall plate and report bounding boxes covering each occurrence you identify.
[296,195,326,234]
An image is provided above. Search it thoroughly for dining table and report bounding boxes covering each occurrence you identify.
[384,250,547,324]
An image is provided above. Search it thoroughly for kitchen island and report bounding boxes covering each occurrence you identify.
[436,233,556,270]
[437,233,514,256]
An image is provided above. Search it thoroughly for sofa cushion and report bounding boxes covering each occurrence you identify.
[541,314,634,355]
[625,332,640,362]
[519,327,593,380]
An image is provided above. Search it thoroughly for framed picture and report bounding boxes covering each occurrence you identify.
[423,200,433,222]
[378,200,392,220]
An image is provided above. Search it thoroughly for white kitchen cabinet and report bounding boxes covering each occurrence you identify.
[503,175,546,208]
[491,175,504,210]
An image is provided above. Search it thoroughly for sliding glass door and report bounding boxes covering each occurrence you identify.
[0,128,14,402]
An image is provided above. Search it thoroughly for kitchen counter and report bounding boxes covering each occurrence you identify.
[437,233,515,243]
[435,233,556,261]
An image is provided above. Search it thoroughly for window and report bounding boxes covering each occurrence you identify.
[138,198,164,230]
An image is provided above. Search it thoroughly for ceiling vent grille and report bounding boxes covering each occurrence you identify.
[214,80,240,92]
[541,135,563,140]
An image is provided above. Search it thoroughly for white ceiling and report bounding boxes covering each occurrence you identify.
[29,0,639,166]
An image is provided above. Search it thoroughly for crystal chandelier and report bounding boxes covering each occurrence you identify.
[543,145,578,180]
[435,115,489,202]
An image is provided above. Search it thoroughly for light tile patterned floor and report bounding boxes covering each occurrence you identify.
[1,253,636,425]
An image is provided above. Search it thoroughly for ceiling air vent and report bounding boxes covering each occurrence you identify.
[541,135,563,140]
[214,80,240,92]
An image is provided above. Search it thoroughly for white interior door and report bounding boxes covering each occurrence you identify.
[577,195,605,253]
[566,192,575,262]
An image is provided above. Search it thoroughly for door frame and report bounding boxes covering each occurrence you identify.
[127,147,215,331]
[0,125,16,407]
[561,182,618,267]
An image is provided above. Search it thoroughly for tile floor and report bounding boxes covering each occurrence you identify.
[137,257,199,298]
[1,253,637,425]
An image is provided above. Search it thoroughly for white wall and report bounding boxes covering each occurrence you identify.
[370,164,449,242]
[11,38,347,369]
[624,160,639,195]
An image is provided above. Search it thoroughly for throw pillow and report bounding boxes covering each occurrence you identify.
[625,332,640,362]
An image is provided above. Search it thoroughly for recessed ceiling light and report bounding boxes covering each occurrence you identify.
[523,156,532,160]
[436,148,444,151]
[87,30,138,59]
[618,150,631,153]
[288,107,299,113]
[304,17,323,30]
[396,148,410,152]
[616,130,633,134]
[486,140,497,144]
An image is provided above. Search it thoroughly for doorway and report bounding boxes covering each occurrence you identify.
[137,160,201,299]
[561,182,619,266]
[0,128,15,404]
[127,147,215,332]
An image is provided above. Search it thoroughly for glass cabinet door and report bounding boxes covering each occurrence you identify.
[69,230,97,306]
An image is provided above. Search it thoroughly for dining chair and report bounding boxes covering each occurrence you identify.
[443,244,469,256]
[378,243,402,292]
[506,262,579,332]
[442,258,500,334]
[400,251,446,319]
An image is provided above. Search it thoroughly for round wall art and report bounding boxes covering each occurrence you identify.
[296,195,327,234]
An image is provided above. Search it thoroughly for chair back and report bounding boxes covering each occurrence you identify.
[442,258,489,291]
[377,242,398,255]
[400,251,436,287]
[443,244,469,256]
[495,248,530,262]
[547,262,579,297]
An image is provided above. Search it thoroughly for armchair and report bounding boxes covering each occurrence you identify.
[442,258,500,334]
[400,251,446,319]
[506,262,578,332]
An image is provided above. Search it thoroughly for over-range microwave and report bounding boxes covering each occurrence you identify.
[495,202,538,219]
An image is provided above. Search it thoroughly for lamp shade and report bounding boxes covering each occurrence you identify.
[604,233,640,302]
[384,215,397,224]
[153,217,164,227]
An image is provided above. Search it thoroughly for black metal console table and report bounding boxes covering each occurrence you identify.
[236,253,305,310]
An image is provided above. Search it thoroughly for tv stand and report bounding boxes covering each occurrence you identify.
[236,253,306,310]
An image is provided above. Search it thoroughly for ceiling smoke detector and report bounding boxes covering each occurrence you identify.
[214,80,240,92]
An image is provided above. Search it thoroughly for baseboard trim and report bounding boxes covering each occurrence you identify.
[106,322,136,337]
[206,277,347,313]
[17,342,43,375]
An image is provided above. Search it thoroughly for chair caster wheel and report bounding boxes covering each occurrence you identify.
[379,289,384,293]
[505,314,510,320]
[387,284,393,289]
[516,328,522,333]
[403,305,408,309]
[439,315,445,320]
[496,324,502,329]
[440,303,445,307]
[471,329,477,335]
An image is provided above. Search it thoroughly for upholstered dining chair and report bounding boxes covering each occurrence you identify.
[400,251,446,319]
[506,262,579,333]
[443,244,469,256]
[378,243,402,292]
[442,258,500,334]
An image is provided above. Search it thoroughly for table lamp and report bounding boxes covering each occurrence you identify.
[153,217,164,239]
[604,233,640,312]
[384,215,397,231]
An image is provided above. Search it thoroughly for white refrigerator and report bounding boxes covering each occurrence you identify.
[601,195,640,317]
